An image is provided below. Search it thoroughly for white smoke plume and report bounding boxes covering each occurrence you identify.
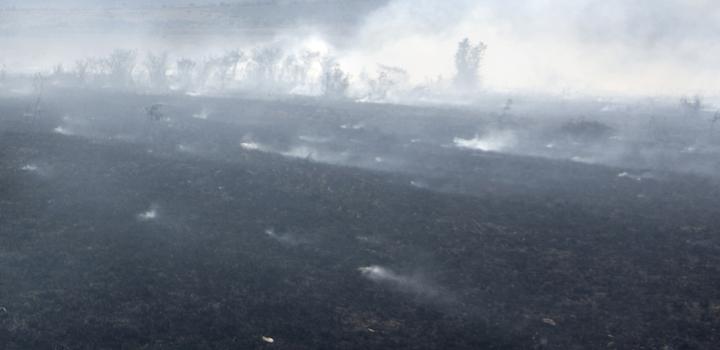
[347,0,720,96]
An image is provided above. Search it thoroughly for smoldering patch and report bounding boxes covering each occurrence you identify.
[177,143,203,155]
[298,135,332,143]
[358,265,441,299]
[19,162,52,177]
[453,131,517,152]
[340,123,365,130]
[53,126,74,136]
[280,145,350,164]
[264,228,306,246]
[192,108,211,120]
[570,156,596,164]
[355,235,383,245]
[240,141,264,151]
[617,171,657,182]
[21,164,39,172]
[409,180,429,189]
[137,204,159,221]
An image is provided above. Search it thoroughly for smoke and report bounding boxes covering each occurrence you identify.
[358,265,441,299]
[137,204,159,221]
[21,164,39,172]
[1,1,716,98]
[346,0,720,96]
[53,126,74,136]
[264,228,304,246]
[453,131,517,152]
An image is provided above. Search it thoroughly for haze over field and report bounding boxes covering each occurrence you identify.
[2,0,720,178]
[2,1,720,349]
[1,0,718,97]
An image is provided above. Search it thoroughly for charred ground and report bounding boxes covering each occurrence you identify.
[1,92,720,349]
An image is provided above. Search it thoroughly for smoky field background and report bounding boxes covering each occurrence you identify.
[1,1,718,177]
[1,1,720,349]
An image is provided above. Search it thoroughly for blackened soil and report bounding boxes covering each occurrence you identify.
[1,96,720,349]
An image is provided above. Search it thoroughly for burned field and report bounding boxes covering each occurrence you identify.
[1,92,720,349]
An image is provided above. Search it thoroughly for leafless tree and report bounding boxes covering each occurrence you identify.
[145,103,164,122]
[454,38,487,90]
[279,50,321,92]
[0,64,6,86]
[145,52,169,91]
[218,50,243,88]
[321,58,349,98]
[24,73,45,123]
[52,64,64,76]
[105,49,136,89]
[280,54,303,88]
[498,98,513,125]
[710,110,720,138]
[367,65,408,101]
[74,59,90,86]
[680,95,703,115]
[196,51,243,90]
[248,47,282,88]
[50,64,72,86]
[175,58,197,91]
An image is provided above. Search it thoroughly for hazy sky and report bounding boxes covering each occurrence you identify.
[1,0,718,96]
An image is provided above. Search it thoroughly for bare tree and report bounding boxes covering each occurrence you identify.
[196,57,218,89]
[85,58,107,85]
[145,103,164,122]
[368,64,408,101]
[74,59,90,86]
[175,58,197,91]
[0,64,6,86]
[196,51,244,90]
[454,38,487,90]
[498,98,513,125]
[280,54,302,87]
[248,47,282,89]
[680,95,703,115]
[24,73,45,123]
[218,50,243,88]
[145,52,169,91]
[710,110,720,138]
[105,49,136,89]
[144,103,166,145]
[52,64,64,76]
[279,50,321,92]
[321,58,349,98]
[50,64,71,86]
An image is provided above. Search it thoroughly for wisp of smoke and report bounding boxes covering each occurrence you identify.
[53,126,74,136]
[192,108,210,120]
[21,164,39,172]
[240,141,262,151]
[453,131,517,152]
[137,204,159,221]
[358,265,440,299]
[264,228,303,246]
